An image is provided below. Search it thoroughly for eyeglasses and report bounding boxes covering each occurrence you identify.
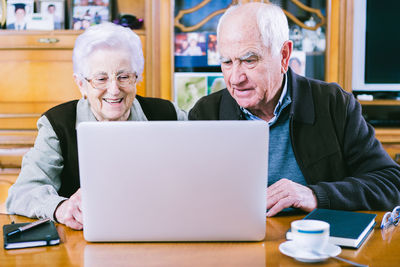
[380,206,400,229]
[84,72,137,90]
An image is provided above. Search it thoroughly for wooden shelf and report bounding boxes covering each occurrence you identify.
[359,100,400,106]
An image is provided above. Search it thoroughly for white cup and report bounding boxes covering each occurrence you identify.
[291,219,330,252]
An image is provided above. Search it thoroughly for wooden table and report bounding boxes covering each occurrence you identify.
[1,212,399,266]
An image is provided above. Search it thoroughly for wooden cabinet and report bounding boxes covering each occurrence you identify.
[0,31,79,129]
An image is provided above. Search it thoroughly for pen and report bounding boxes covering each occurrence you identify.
[7,218,50,237]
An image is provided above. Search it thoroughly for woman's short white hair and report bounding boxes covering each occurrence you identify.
[217,3,289,56]
[72,22,144,80]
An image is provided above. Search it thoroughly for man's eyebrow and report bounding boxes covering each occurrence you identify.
[239,52,259,61]
[219,52,260,63]
[219,56,230,62]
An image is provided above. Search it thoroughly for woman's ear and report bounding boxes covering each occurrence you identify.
[74,74,87,99]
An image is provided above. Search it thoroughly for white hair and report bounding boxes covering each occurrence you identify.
[217,3,289,56]
[72,22,144,80]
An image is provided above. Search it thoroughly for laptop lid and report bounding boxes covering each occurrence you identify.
[77,121,268,242]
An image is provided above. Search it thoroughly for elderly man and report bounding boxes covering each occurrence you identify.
[189,2,400,216]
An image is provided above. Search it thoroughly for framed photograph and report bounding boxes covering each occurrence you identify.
[39,0,65,30]
[289,50,306,76]
[207,33,220,66]
[175,32,210,70]
[6,0,34,30]
[71,0,111,30]
[0,0,6,28]
[174,73,207,112]
[207,75,225,95]
[174,32,206,57]
[26,13,54,30]
[174,72,224,111]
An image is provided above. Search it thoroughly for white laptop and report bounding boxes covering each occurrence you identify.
[77,121,268,242]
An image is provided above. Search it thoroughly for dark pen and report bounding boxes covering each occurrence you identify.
[7,218,50,237]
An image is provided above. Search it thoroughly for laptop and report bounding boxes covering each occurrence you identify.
[77,121,268,242]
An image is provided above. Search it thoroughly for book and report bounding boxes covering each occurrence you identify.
[3,220,60,250]
[286,209,376,248]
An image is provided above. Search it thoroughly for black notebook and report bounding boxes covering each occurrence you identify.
[286,209,376,248]
[3,221,60,250]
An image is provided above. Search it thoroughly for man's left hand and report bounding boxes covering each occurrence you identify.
[266,178,317,217]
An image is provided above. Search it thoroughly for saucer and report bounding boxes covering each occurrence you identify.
[279,241,341,263]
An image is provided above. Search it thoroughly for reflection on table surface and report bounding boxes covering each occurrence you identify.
[85,243,265,267]
[1,211,400,266]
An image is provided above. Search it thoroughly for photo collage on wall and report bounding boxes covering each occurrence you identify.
[174,73,225,112]
[174,31,225,112]
[174,0,231,111]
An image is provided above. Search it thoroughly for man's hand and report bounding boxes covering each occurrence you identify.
[54,188,83,230]
[266,178,317,217]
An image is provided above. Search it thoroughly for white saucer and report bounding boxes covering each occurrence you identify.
[279,241,341,263]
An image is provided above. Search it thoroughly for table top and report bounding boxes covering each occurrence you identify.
[1,211,399,266]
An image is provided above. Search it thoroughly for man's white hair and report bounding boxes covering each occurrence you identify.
[217,3,289,55]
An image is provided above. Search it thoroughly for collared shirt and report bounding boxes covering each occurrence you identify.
[241,74,306,188]
[6,98,187,220]
[241,74,289,126]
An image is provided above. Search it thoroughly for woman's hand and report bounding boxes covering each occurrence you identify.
[55,189,83,230]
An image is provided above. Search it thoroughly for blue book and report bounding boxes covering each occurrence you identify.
[286,209,376,248]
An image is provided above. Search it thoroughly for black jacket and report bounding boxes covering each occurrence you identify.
[189,69,400,210]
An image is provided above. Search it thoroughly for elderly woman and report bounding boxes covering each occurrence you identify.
[6,23,186,230]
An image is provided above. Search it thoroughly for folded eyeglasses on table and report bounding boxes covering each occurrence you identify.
[381,206,400,229]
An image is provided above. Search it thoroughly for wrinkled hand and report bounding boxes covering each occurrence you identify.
[55,188,83,230]
[266,178,317,217]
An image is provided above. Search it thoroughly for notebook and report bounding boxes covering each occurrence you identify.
[3,221,60,249]
[286,208,376,248]
[77,121,268,242]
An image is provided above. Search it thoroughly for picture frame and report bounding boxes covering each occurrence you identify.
[289,50,306,76]
[207,33,220,66]
[71,0,111,30]
[6,0,34,30]
[0,0,6,28]
[174,72,224,112]
[39,0,65,30]
[26,12,54,30]
[174,73,207,112]
[174,32,206,57]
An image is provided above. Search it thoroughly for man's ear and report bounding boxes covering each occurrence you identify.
[73,74,87,99]
[281,40,293,73]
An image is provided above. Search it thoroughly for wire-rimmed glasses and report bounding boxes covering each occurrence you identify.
[84,72,137,90]
[380,206,400,229]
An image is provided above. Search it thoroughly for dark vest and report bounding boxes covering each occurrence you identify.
[44,96,178,198]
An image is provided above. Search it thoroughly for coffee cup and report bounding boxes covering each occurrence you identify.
[291,219,330,252]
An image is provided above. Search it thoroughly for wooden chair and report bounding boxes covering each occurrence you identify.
[0,170,19,214]
[0,130,37,214]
